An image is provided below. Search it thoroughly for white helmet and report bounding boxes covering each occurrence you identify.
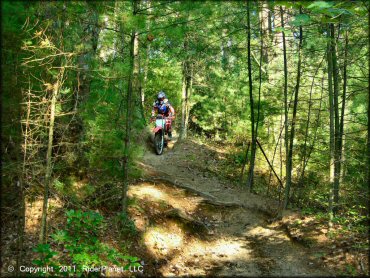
[157,91,166,100]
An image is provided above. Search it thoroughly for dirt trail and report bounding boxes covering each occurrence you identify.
[129,134,332,277]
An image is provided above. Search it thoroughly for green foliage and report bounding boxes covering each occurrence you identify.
[32,210,141,277]
[81,76,144,180]
[116,212,137,236]
[32,244,59,272]
[307,1,333,10]
[290,14,311,26]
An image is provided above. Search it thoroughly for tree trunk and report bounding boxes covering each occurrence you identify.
[284,6,303,209]
[186,63,193,135]
[40,67,65,244]
[259,1,269,63]
[255,0,264,146]
[240,141,251,184]
[16,86,31,274]
[122,1,139,212]
[181,67,187,139]
[140,0,152,122]
[331,24,341,212]
[327,24,335,220]
[268,106,284,195]
[246,0,256,192]
[338,30,348,189]
[297,58,324,200]
[280,6,289,206]
[180,37,192,140]
[257,139,283,189]
[298,78,324,205]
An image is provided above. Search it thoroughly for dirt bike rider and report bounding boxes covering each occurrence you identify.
[151,91,175,140]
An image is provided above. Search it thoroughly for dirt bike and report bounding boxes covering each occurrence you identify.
[152,114,173,155]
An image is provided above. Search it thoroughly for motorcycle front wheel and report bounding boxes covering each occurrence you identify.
[154,132,164,155]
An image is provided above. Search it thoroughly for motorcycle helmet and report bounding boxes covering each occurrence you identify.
[157,91,166,100]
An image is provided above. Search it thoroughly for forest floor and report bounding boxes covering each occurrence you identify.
[126,131,364,277]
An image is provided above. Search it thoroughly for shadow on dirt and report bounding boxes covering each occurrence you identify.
[126,178,331,277]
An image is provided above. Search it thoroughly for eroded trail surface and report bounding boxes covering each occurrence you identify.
[129,136,331,277]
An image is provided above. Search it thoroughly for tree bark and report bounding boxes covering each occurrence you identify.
[298,78,324,205]
[338,30,348,187]
[180,36,192,140]
[297,58,324,200]
[284,6,303,209]
[122,1,140,212]
[240,141,251,184]
[259,1,269,63]
[257,139,283,189]
[331,24,341,211]
[140,0,152,122]
[246,0,256,192]
[255,0,264,148]
[280,6,289,206]
[16,85,31,274]
[327,24,335,219]
[40,67,65,244]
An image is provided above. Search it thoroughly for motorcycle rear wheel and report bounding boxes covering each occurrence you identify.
[154,132,164,155]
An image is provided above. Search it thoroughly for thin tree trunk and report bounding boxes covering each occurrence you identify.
[268,106,284,195]
[338,30,348,187]
[259,1,269,63]
[255,0,264,147]
[40,67,65,244]
[297,57,324,199]
[257,139,283,189]
[240,141,251,184]
[331,24,341,212]
[122,1,139,212]
[327,24,335,220]
[298,78,324,204]
[180,35,192,140]
[185,62,193,134]
[140,0,151,122]
[182,64,192,140]
[280,6,289,208]
[246,0,256,192]
[181,66,187,139]
[17,83,31,274]
[284,6,303,209]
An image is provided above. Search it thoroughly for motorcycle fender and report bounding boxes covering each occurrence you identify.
[153,127,162,133]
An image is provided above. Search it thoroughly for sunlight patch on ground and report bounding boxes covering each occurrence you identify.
[211,240,244,256]
[159,237,253,276]
[187,237,249,259]
[128,182,202,213]
[25,197,63,233]
[197,140,229,155]
[131,184,165,200]
[247,226,288,242]
[144,224,184,257]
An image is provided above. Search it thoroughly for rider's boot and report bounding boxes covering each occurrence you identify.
[168,131,172,141]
